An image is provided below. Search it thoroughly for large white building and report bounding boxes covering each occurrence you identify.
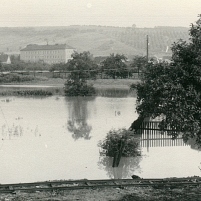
[20,44,75,64]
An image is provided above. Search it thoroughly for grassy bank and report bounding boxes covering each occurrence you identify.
[88,79,140,89]
[1,77,140,89]
[0,89,53,96]
[0,78,138,97]
[0,87,64,96]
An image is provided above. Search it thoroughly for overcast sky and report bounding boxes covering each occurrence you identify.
[0,0,200,28]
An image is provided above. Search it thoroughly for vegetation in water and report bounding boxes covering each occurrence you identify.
[98,128,141,167]
[0,74,35,83]
[0,89,53,96]
[132,15,201,145]
[64,79,96,96]
[64,51,97,96]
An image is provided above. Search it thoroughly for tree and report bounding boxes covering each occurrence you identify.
[98,128,141,167]
[132,24,137,29]
[6,56,51,71]
[67,51,98,79]
[101,54,128,79]
[132,15,201,145]
[64,51,97,96]
[130,55,147,76]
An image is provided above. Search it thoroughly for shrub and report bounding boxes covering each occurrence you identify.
[64,79,96,96]
[0,74,34,83]
[0,89,53,96]
[98,128,141,157]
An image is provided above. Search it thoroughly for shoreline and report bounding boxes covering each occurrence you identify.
[0,78,140,89]
[0,177,200,200]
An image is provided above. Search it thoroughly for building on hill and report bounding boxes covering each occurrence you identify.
[20,44,75,64]
[0,54,11,64]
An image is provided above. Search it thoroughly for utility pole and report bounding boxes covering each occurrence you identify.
[146,35,149,63]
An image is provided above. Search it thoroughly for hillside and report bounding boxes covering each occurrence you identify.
[0,25,189,57]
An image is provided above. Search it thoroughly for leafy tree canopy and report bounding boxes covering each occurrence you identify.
[98,128,141,158]
[68,51,98,79]
[68,51,97,69]
[1,56,51,72]
[64,51,97,96]
[133,15,201,145]
[101,54,128,79]
[130,55,147,73]
[51,51,98,76]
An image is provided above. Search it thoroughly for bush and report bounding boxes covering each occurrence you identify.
[98,128,141,157]
[64,79,96,96]
[0,74,34,83]
[0,89,53,96]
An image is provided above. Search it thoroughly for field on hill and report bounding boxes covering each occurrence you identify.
[0,25,189,57]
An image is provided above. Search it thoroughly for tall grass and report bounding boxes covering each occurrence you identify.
[0,74,35,83]
[0,89,53,96]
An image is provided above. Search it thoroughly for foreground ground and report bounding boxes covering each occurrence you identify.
[0,185,201,201]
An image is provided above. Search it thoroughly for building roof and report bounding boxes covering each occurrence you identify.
[20,44,74,51]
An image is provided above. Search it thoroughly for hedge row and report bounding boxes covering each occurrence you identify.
[0,89,53,96]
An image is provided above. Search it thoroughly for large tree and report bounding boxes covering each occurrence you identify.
[101,54,128,79]
[130,55,147,76]
[66,51,98,79]
[132,15,201,145]
[64,51,97,96]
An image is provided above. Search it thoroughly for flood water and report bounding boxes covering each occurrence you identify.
[0,92,200,184]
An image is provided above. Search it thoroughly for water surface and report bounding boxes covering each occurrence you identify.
[0,95,200,184]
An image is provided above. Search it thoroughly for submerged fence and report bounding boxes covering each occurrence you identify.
[137,121,187,149]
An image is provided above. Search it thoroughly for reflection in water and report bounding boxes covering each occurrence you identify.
[67,97,94,140]
[139,130,188,152]
[186,138,201,151]
[98,156,142,179]
[67,120,92,140]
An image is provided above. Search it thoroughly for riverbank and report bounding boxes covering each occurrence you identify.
[0,185,200,200]
[33,78,140,89]
[0,77,139,89]
[0,78,139,96]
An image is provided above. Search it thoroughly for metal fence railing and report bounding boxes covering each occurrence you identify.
[137,121,187,148]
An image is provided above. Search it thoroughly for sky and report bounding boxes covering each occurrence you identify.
[0,0,200,28]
